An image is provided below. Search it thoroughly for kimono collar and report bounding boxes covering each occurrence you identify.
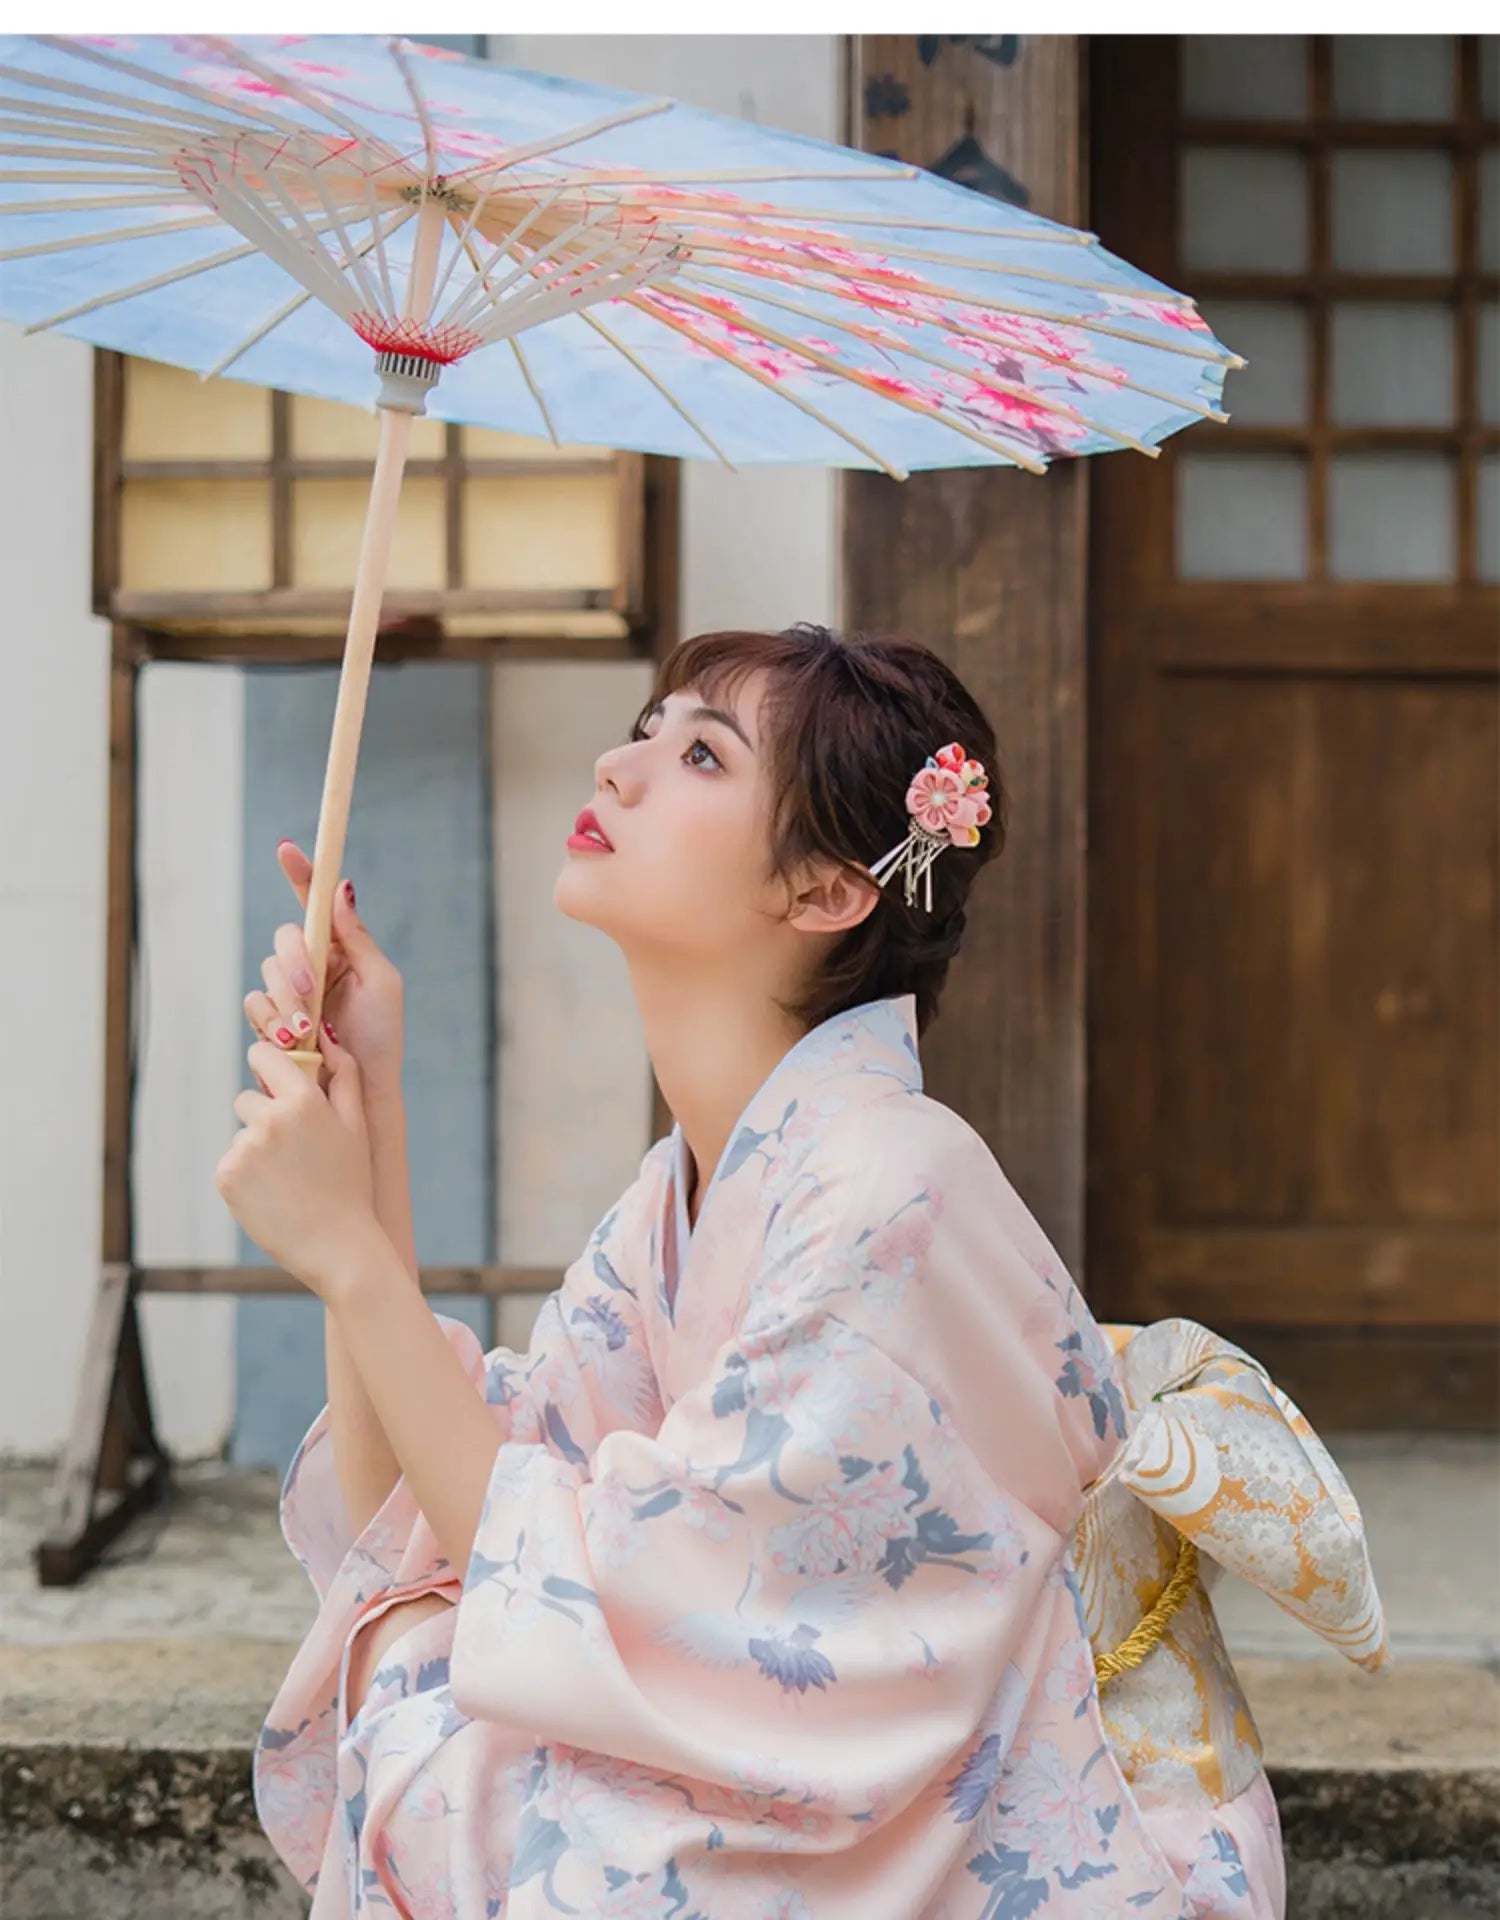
[672,993,923,1225]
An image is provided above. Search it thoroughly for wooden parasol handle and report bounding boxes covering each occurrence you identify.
[284,406,413,1083]
[287,196,447,1082]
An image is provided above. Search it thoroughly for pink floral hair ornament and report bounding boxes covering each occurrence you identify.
[868,743,994,911]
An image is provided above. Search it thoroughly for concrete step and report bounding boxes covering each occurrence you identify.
[2,1441,1496,1918]
[3,1638,1496,1918]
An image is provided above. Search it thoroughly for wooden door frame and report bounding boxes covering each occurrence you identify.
[1085,36,1499,1428]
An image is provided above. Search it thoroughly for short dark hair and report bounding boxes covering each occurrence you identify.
[636,622,1006,1035]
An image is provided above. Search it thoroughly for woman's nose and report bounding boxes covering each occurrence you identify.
[594,736,642,799]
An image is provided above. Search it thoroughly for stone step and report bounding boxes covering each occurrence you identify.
[2,1638,1496,1918]
[3,1441,1496,1916]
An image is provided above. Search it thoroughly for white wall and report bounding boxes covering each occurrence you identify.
[489,35,840,1342]
[0,328,244,1460]
[0,35,839,1455]
[133,664,243,1454]
[0,328,112,1460]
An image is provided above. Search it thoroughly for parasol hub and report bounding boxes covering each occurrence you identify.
[372,350,439,413]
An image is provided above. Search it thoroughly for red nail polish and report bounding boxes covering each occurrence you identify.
[275,1027,294,1047]
[323,1020,338,1044]
[344,880,356,909]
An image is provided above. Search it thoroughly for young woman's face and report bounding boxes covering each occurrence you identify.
[554,670,791,964]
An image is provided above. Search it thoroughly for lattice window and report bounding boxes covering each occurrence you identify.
[1171,33,1497,585]
[97,353,655,649]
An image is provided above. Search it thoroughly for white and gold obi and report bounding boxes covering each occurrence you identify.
[1073,1317,1390,1815]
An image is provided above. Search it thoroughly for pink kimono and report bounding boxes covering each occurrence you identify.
[255,993,1338,1918]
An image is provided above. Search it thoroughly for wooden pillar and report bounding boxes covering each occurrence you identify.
[839,36,1089,1273]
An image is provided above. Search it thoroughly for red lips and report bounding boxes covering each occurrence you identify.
[571,806,614,851]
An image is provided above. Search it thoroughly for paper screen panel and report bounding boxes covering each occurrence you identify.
[121,479,272,592]
[1176,453,1308,579]
[462,424,613,462]
[291,393,447,460]
[1479,456,1499,582]
[1328,454,1456,580]
[463,473,619,591]
[1480,305,1498,425]
[446,611,629,640]
[1201,302,1307,426]
[1331,35,1454,121]
[1332,151,1455,273]
[1181,34,1307,119]
[122,359,271,462]
[292,477,447,590]
[1180,148,1309,273]
[1330,304,1455,427]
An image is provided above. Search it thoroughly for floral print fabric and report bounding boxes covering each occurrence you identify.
[256,993,1289,1917]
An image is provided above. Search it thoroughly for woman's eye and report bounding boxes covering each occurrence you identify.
[623,717,719,770]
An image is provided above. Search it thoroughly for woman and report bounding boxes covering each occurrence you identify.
[226,623,1291,1919]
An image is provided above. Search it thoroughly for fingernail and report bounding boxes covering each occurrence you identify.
[274,1026,295,1047]
[322,1020,338,1044]
[343,881,356,910]
[292,967,314,995]
[291,1011,313,1037]
[276,839,292,851]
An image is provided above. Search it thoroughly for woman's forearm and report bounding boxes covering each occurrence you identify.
[365,1074,419,1284]
[324,1071,416,1536]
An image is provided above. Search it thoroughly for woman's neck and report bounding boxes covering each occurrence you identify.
[629,960,806,1221]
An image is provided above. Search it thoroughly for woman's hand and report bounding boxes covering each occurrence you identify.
[243,840,405,1100]
[216,1025,385,1297]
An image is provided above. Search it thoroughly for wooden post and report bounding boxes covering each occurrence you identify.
[645,452,682,1147]
[839,35,1089,1272]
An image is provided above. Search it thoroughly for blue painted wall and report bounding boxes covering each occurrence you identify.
[231,660,495,1468]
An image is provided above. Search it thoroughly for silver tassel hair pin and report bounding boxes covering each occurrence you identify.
[868,742,993,911]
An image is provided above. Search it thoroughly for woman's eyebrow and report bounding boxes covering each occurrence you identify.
[687,703,754,752]
[644,695,755,753]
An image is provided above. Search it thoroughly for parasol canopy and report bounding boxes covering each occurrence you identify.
[0,32,1240,475]
[0,32,1239,1072]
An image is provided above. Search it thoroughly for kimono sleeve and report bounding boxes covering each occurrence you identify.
[447,1166,1071,1847]
[276,1140,671,1608]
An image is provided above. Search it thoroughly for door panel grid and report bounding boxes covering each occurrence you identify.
[1174,34,1497,586]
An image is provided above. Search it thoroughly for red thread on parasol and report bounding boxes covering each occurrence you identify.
[350,312,482,363]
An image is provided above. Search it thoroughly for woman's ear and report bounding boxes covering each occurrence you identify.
[788,860,881,938]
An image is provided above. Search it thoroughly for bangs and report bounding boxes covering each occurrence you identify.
[644,627,804,720]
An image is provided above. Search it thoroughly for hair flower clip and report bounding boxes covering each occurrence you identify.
[869,741,993,910]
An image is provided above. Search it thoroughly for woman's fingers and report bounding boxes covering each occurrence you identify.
[276,840,313,908]
[244,987,300,1050]
[273,848,352,988]
[259,952,316,1047]
[273,919,319,1004]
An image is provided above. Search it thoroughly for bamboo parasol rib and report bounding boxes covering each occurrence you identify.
[682,263,1158,456]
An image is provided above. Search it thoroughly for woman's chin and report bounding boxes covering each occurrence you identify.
[554,856,611,927]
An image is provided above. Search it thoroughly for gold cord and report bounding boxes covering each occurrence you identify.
[1093,1534,1200,1691]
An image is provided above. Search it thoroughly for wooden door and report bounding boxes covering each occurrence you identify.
[1088,35,1498,1428]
